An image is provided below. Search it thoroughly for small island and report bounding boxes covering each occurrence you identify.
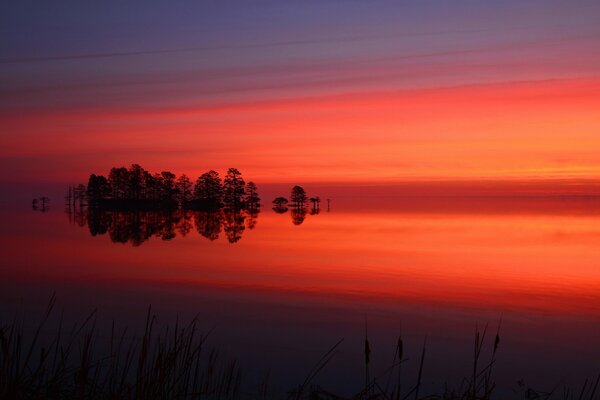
[271,185,323,225]
[68,164,260,212]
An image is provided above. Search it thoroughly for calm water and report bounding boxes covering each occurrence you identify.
[1,196,600,395]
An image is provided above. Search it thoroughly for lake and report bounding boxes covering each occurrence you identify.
[1,195,600,397]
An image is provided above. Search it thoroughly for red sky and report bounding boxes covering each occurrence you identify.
[1,2,600,190]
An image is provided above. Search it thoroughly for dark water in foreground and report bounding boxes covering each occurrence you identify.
[1,196,600,396]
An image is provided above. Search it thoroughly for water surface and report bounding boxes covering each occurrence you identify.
[1,196,599,395]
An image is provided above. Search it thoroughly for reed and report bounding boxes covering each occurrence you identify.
[2,299,596,400]
[0,296,241,400]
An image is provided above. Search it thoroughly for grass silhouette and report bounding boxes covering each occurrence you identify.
[1,296,598,400]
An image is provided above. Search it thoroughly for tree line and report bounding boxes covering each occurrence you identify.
[75,164,260,211]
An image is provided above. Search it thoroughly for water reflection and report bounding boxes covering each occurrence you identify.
[70,201,322,244]
[72,208,261,246]
[291,207,307,225]
[272,201,320,225]
[5,196,600,393]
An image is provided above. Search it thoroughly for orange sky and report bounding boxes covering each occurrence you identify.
[2,2,600,189]
[2,77,600,185]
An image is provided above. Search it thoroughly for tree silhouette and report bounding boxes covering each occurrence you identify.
[223,168,245,210]
[272,197,288,208]
[291,186,307,208]
[160,171,177,203]
[272,197,288,213]
[146,172,160,201]
[176,174,193,208]
[194,170,223,209]
[32,198,39,210]
[128,164,145,200]
[87,174,111,204]
[78,165,260,214]
[245,181,260,211]
[108,167,129,200]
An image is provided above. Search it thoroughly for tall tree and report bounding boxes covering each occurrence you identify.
[291,185,307,208]
[128,164,145,200]
[244,181,260,210]
[194,170,223,208]
[160,171,177,202]
[87,174,111,203]
[108,167,129,200]
[223,168,245,209]
[176,174,193,207]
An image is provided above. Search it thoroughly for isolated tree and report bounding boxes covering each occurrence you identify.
[223,168,245,209]
[272,197,288,213]
[244,181,260,210]
[194,170,223,208]
[176,174,193,207]
[290,186,307,208]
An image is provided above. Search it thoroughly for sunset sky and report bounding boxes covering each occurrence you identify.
[1,1,600,191]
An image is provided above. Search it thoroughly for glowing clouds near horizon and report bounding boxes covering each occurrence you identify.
[2,77,600,184]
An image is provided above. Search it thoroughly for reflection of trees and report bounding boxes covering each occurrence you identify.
[73,207,87,228]
[85,209,186,246]
[177,210,193,237]
[291,186,307,208]
[246,211,259,230]
[272,205,288,214]
[194,211,223,241]
[32,197,50,212]
[75,208,260,246]
[223,210,246,244]
[291,207,307,226]
[272,186,322,224]
[88,209,111,236]
[309,196,321,214]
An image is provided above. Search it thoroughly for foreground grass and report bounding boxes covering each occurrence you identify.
[1,296,597,400]
[1,296,240,400]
